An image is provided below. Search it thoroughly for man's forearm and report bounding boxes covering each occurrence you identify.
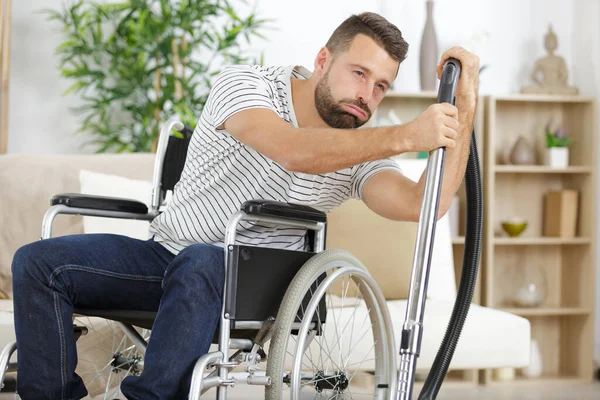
[283,125,410,174]
[226,104,460,176]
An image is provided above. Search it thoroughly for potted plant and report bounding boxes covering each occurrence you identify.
[544,120,572,168]
[41,0,271,153]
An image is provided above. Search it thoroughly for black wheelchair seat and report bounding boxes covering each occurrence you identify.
[73,308,157,330]
[72,308,261,342]
[73,243,327,343]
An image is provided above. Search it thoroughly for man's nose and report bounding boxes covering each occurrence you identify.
[357,84,372,105]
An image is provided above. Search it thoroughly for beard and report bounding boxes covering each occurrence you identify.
[314,69,372,129]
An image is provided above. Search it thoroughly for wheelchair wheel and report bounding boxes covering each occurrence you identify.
[72,316,147,400]
[265,249,396,399]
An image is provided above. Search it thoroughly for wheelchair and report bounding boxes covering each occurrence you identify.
[0,116,398,399]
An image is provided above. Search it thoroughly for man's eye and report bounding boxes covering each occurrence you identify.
[354,70,364,77]
[377,84,385,91]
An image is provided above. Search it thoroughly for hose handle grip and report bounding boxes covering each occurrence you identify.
[437,58,461,105]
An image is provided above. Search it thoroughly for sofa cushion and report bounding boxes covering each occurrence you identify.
[325,158,457,301]
[279,296,531,372]
[389,299,531,370]
[0,153,155,298]
[79,170,153,240]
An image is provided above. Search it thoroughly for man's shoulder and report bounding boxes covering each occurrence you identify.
[219,64,292,82]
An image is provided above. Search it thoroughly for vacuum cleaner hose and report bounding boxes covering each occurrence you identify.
[418,128,484,400]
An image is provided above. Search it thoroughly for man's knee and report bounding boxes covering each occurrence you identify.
[166,244,225,292]
[12,241,46,286]
[12,238,72,288]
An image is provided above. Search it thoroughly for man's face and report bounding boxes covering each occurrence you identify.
[314,34,399,129]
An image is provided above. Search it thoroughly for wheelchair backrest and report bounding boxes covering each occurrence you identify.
[150,119,195,212]
[161,124,194,193]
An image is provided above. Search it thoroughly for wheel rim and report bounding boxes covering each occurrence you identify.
[73,316,147,400]
[273,259,394,399]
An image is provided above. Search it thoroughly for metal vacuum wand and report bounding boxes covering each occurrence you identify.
[396,58,462,400]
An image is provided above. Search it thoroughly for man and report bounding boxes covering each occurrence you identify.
[11,11,479,400]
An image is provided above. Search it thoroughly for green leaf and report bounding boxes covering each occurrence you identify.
[56,40,80,51]
[44,0,273,153]
[62,81,88,96]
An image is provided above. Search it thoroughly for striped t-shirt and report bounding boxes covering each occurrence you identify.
[149,64,403,255]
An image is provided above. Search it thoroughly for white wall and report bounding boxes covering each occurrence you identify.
[253,0,576,95]
[572,0,600,366]
[7,0,92,154]
[5,0,600,362]
[7,0,581,152]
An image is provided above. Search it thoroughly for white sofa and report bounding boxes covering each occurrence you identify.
[324,158,531,374]
[0,153,531,384]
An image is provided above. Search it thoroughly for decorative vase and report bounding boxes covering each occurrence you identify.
[546,147,569,168]
[494,367,516,381]
[419,0,438,91]
[521,339,543,378]
[513,265,548,308]
[509,135,535,165]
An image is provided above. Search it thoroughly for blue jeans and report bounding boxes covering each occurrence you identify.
[11,233,225,400]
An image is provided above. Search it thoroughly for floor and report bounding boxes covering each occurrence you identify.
[4,381,599,399]
[201,381,600,399]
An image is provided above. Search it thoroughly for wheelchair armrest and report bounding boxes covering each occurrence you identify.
[241,200,326,223]
[51,193,148,215]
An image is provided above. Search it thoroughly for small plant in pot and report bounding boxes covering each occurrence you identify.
[545,120,572,168]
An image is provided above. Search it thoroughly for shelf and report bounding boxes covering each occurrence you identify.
[494,165,594,174]
[498,307,592,317]
[489,374,589,385]
[451,235,591,246]
[491,93,596,103]
[493,237,592,245]
[483,95,596,385]
[384,90,437,99]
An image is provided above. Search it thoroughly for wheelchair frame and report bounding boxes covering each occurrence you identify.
[195,208,327,399]
[0,116,397,400]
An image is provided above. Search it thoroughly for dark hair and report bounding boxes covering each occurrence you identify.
[325,12,409,63]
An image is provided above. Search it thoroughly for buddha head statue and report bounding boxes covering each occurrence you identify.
[544,24,558,54]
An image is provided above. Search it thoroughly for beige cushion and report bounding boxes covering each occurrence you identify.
[79,170,154,239]
[325,199,419,300]
[0,153,155,298]
[325,158,459,302]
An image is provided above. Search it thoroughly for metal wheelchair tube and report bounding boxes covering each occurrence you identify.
[116,322,148,356]
[41,205,156,239]
[189,351,225,400]
[217,210,327,400]
[396,58,482,399]
[151,117,185,212]
[229,339,253,350]
[0,341,16,390]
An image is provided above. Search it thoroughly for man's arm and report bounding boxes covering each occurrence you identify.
[223,102,460,175]
[360,106,474,223]
[361,46,479,223]
[225,109,408,174]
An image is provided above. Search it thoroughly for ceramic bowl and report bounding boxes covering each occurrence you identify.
[501,220,528,237]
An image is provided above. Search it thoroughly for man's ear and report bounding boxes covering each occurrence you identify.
[313,47,331,77]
